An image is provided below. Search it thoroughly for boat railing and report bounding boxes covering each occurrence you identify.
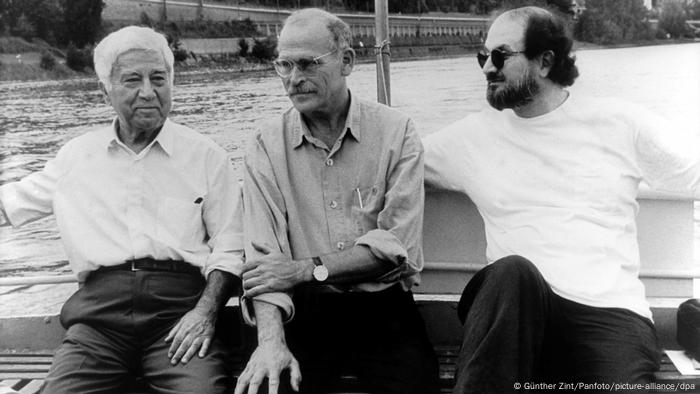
[2,189,697,293]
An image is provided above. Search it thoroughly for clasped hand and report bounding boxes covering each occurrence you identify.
[242,242,309,297]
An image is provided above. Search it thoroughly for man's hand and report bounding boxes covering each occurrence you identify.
[234,340,302,394]
[164,306,216,365]
[242,242,312,297]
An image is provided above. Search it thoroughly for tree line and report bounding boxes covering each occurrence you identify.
[0,0,104,47]
[1,0,698,52]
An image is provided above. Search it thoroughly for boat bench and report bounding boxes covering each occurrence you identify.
[2,300,700,394]
[1,340,697,394]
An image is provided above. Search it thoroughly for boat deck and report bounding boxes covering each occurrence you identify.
[1,347,698,394]
[1,192,698,393]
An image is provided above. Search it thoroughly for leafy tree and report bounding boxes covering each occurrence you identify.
[499,0,573,15]
[10,14,35,41]
[659,0,688,38]
[32,0,64,44]
[0,0,11,34]
[250,37,277,61]
[40,50,57,70]
[139,11,154,27]
[62,0,104,48]
[6,0,64,44]
[687,0,700,19]
[238,38,249,57]
[66,42,93,70]
[575,0,652,44]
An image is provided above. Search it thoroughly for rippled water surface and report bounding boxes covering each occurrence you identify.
[1,43,699,277]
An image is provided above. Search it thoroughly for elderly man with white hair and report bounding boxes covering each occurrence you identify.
[0,26,244,393]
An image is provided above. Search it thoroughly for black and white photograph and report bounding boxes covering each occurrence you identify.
[0,0,699,393]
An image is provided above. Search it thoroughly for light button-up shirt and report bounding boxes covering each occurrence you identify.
[0,118,244,282]
[243,94,425,323]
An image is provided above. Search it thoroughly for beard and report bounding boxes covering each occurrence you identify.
[486,69,540,111]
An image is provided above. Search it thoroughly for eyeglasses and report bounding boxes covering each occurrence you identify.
[273,50,337,78]
[477,48,525,69]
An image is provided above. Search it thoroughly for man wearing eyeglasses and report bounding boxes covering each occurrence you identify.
[423,6,700,394]
[234,8,438,394]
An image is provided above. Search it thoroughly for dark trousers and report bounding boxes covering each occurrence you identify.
[284,284,440,394]
[454,256,661,394]
[41,269,233,394]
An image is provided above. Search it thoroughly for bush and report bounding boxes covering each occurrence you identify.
[139,11,154,27]
[655,27,670,39]
[250,37,276,61]
[173,45,188,62]
[659,0,688,38]
[66,43,93,71]
[162,18,261,39]
[39,51,56,70]
[163,32,188,62]
[238,38,249,57]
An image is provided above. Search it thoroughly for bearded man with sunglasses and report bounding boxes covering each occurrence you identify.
[423,6,700,394]
[234,8,438,394]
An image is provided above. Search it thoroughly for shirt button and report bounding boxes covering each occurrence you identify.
[330,200,338,209]
[337,241,345,250]
[326,158,334,166]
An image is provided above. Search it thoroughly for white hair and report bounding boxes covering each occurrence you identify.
[93,26,174,89]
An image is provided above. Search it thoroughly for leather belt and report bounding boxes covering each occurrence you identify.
[97,258,201,275]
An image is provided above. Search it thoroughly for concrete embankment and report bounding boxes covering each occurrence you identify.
[179,36,481,65]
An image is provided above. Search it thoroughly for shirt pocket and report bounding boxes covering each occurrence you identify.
[157,197,205,250]
[350,184,383,236]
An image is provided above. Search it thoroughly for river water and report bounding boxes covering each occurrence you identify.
[1,43,699,281]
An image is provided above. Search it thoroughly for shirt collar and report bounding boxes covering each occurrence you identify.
[106,118,174,156]
[291,90,361,149]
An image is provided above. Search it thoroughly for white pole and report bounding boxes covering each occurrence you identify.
[374,0,391,105]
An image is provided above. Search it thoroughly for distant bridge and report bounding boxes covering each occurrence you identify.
[104,0,490,39]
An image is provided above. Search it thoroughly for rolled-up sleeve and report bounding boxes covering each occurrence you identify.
[240,133,295,325]
[202,148,245,278]
[355,119,425,281]
[0,141,69,227]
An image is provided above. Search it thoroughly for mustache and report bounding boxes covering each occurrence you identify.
[486,72,505,83]
[288,84,316,96]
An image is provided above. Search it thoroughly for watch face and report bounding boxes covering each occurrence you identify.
[313,265,329,282]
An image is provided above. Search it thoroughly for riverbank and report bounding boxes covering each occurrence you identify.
[1,36,697,83]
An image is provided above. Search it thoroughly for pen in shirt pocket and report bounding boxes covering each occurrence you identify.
[355,188,363,209]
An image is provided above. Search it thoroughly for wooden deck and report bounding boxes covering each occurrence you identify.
[0,352,51,393]
[1,347,698,394]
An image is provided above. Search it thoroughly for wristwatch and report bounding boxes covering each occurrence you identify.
[312,256,329,282]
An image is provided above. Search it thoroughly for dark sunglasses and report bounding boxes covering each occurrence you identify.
[477,48,525,69]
